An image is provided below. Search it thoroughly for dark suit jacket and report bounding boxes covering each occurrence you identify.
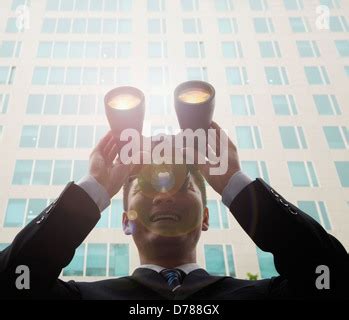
[0,179,348,299]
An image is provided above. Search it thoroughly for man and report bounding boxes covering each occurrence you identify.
[0,122,347,299]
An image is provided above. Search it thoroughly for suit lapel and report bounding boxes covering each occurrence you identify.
[173,269,228,300]
[131,268,175,299]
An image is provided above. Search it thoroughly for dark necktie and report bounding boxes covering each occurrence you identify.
[160,268,185,292]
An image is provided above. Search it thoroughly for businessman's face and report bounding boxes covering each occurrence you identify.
[122,170,209,255]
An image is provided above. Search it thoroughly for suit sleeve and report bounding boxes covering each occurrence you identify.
[228,178,349,299]
[0,182,101,299]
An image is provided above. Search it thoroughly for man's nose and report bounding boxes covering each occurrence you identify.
[152,192,175,206]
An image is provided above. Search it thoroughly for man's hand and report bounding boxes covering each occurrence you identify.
[89,131,141,198]
[198,121,241,195]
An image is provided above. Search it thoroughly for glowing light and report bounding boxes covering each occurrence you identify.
[108,94,141,110]
[127,210,138,220]
[178,88,210,104]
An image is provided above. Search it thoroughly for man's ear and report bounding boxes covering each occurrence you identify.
[201,207,209,231]
[122,211,132,235]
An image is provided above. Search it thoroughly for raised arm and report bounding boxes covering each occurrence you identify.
[198,121,349,299]
[0,131,139,299]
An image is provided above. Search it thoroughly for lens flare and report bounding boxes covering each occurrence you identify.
[178,88,210,104]
[108,94,141,110]
[127,210,138,221]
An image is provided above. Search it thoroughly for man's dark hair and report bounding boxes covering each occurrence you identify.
[123,165,207,210]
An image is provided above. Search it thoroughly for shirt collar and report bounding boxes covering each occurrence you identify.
[135,263,202,275]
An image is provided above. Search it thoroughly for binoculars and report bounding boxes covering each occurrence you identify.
[104,80,215,194]
[104,80,215,146]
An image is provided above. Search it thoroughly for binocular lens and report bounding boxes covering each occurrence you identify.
[178,88,211,104]
[108,93,141,110]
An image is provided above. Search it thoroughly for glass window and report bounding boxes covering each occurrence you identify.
[297,201,331,230]
[259,41,280,58]
[90,0,103,11]
[236,126,255,149]
[26,95,44,114]
[182,18,200,34]
[288,162,318,187]
[62,95,78,114]
[87,18,102,33]
[63,244,85,276]
[181,0,198,11]
[289,17,307,32]
[207,200,220,229]
[60,0,74,11]
[56,18,71,33]
[256,247,278,279]
[148,0,165,11]
[309,66,329,84]
[76,126,94,148]
[218,18,236,34]
[26,199,47,224]
[117,42,131,58]
[323,127,346,149]
[204,245,225,276]
[52,160,72,185]
[66,67,82,85]
[335,40,349,57]
[44,95,61,114]
[6,17,19,33]
[80,95,96,114]
[46,0,58,10]
[48,67,65,85]
[222,41,241,58]
[249,0,265,10]
[254,17,272,33]
[148,42,162,58]
[52,42,68,58]
[284,0,303,10]
[20,125,38,148]
[215,0,232,11]
[265,67,288,85]
[83,68,98,85]
[334,162,349,187]
[185,42,204,58]
[115,67,131,85]
[313,95,340,115]
[101,42,115,59]
[296,41,319,57]
[72,160,89,181]
[75,0,88,11]
[0,94,10,114]
[279,126,306,149]
[226,67,249,85]
[187,67,208,81]
[230,95,254,115]
[242,161,270,183]
[4,199,26,227]
[85,42,100,59]
[37,42,52,58]
[57,125,76,148]
[0,67,9,84]
[38,126,57,148]
[148,19,163,34]
[72,18,86,33]
[69,42,84,58]
[32,67,48,85]
[109,244,129,276]
[32,160,52,185]
[118,19,132,33]
[42,18,56,33]
[86,244,107,276]
[0,41,15,57]
[12,160,33,185]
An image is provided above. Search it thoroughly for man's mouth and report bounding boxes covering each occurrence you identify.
[150,211,180,222]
